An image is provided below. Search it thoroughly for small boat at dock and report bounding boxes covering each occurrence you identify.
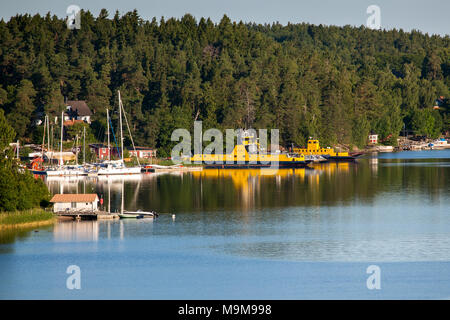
[118,213,142,219]
[124,210,157,218]
[119,210,158,219]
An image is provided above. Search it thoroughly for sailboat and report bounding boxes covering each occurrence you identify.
[44,111,87,176]
[97,91,141,175]
[115,175,156,219]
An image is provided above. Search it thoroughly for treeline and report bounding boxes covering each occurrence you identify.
[0,109,50,211]
[0,10,449,155]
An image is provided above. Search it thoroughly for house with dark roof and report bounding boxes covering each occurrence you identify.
[65,100,93,124]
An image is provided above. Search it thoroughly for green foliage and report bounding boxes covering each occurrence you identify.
[0,110,50,211]
[0,11,449,151]
[0,209,53,226]
[0,109,15,156]
[65,122,95,142]
[411,108,442,138]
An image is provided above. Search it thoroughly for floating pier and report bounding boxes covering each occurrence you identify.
[141,165,203,173]
[55,211,119,220]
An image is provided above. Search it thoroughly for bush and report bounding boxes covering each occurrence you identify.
[0,109,51,212]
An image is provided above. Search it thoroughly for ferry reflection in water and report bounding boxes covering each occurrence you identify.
[2,153,448,300]
[43,162,356,215]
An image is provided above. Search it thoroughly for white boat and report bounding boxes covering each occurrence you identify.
[429,139,449,149]
[118,213,142,219]
[117,179,157,219]
[95,91,141,175]
[45,165,88,176]
[97,160,141,175]
[123,209,157,218]
[42,112,88,176]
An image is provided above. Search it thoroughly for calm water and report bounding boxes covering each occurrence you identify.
[1,150,449,299]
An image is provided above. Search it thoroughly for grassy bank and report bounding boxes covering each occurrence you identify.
[0,209,54,229]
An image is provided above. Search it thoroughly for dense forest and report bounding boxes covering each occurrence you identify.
[0,10,449,156]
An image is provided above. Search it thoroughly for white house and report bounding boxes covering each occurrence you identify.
[50,194,99,213]
[368,134,378,145]
[65,100,93,124]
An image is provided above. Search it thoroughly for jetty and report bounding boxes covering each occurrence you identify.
[50,193,119,220]
[141,165,203,173]
[55,210,119,220]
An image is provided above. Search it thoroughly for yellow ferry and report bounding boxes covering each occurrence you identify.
[293,139,362,161]
[191,131,311,168]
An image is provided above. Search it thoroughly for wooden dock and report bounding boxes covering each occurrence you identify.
[141,165,203,173]
[55,211,119,220]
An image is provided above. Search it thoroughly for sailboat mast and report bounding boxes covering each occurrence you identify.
[50,121,53,164]
[107,108,110,161]
[108,179,111,214]
[83,126,86,165]
[47,115,50,162]
[118,91,124,162]
[121,179,124,214]
[41,115,46,162]
[75,135,78,165]
[60,111,63,166]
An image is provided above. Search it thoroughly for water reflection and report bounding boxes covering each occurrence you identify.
[42,157,450,213]
[14,152,448,262]
[53,220,99,242]
[50,219,156,243]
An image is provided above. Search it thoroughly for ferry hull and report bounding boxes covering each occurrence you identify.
[202,161,312,169]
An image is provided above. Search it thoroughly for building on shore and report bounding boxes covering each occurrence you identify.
[127,146,157,159]
[89,143,121,160]
[64,100,93,124]
[50,194,99,213]
[368,134,378,145]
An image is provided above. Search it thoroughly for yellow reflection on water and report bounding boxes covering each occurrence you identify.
[191,164,354,210]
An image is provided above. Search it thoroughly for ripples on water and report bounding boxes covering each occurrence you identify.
[23,149,450,262]
[1,150,449,298]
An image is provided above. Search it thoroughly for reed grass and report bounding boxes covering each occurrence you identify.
[0,209,54,227]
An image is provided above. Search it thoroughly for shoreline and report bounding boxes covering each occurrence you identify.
[0,210,55,230]
[0,217,55,230]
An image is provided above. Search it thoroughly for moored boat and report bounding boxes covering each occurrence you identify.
[123,210,157,218]
[95,91,141,175]
[428,138,449,149]
[118,213,142,219]
[45,165,88,176]
[96,160,141,175]
[191,130,311,168]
